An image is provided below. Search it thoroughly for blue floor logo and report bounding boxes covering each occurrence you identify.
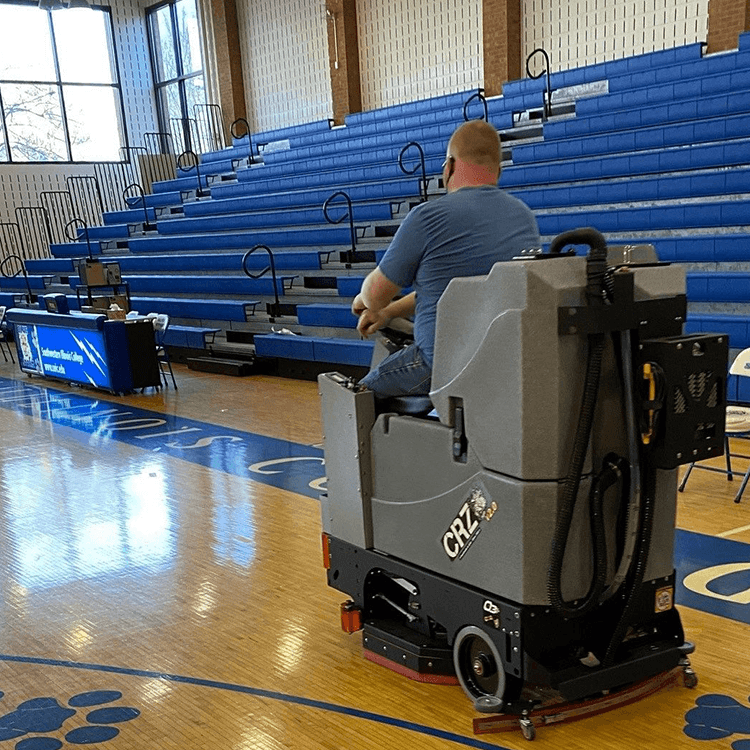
[0,691,139,748]
[685,694,750,748]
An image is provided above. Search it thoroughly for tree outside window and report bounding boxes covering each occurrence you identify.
[147,0,209,155]
[0,2,125,163]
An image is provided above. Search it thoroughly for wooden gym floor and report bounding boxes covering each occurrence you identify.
[0,357,748,750]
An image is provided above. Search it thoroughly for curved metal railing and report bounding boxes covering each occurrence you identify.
[177,150,208,198]
[242,244,284,320]
[231,117,254,159]
[526,47,552,121]
[323,190,357,265]
[0,253,34,303]
[65,218,94,259]
[398,141,428,202]
[463,90,488,122]
[123,183,156,232]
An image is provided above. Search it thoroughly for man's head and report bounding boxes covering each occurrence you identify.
[442,120,502,192]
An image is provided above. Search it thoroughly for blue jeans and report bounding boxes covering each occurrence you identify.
[359,343,432,399]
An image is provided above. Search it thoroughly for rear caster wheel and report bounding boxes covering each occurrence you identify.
[520,716,536,741]
[683,667,698,689]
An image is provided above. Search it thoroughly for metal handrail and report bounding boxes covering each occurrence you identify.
[171,117,199,154]
[123,183,156,231]
[15,207,53,261]
[323,191,356,257]
[144,131,175,156]
[177,150,208,198]
[230,117,253,158]
[526,47,552,121]
[0,253,34,303]
[398,141,428,202]
[463,90,488,122]
[66,175,104,226]
[193,103,225,152]
[242,244,282,319]
[65,218,94,259]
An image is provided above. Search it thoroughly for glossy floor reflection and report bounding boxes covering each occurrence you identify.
[0,360,747,750]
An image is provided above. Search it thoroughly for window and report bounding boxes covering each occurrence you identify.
[0,2,125,163]
[147,0,207,154]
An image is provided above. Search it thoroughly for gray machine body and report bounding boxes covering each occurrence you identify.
[319,252,684,606]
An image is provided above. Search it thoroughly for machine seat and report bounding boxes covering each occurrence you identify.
[378,395,435,417]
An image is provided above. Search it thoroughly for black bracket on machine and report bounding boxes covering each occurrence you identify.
[557,270,686,339]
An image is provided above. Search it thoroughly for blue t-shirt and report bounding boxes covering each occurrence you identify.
[378,186,540,365]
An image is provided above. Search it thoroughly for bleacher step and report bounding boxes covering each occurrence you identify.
[186,356,257,376]
[225,330,256,344]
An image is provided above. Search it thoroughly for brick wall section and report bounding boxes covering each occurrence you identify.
[483,0,522,96]
[707,0,750,52]
[326,0,362,125]
[209,0,247,134]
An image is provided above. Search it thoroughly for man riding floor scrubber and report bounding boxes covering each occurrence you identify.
[318,228,727,739]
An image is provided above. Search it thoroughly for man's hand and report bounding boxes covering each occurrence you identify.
[351,293,367,317]
[356,308,390,336]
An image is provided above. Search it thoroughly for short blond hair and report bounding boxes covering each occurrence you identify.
[448,120,501,172]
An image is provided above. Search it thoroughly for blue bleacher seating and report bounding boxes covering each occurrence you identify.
[21,42,750,374]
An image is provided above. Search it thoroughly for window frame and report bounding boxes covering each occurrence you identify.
[145,0,206,155]
[0,0,128,165]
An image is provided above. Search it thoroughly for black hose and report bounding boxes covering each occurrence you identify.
[603,466,657,666]
[587,456,629,611]
[546,332,606,615]
[546,228,611,617]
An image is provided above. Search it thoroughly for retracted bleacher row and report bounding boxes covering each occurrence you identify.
[2,33,750,383]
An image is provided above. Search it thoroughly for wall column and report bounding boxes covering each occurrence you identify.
[706,0,750,53]
[483,0,522,96]
[326,0,362,125]
[205,0,247,135]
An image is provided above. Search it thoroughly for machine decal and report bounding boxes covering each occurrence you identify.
[441,486,497,561]
[655,585,674,613]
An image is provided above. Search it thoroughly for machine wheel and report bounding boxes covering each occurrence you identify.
[520,717,536,741]
[453,626,507,703]
[683,667,699,689]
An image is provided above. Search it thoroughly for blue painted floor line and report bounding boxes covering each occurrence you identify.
[0,654,510,750]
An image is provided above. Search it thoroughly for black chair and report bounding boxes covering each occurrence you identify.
[679,347,750,503]
[152,313,177,389]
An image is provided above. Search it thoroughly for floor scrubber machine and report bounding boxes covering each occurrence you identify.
[319,228,727,738]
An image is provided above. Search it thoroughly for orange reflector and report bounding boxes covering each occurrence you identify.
[340,600,362,633]
[322,533,331,569]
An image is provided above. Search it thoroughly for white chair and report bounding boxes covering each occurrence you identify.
[152,313,177,389]
[0,306,15,364]
[679,347,750,503]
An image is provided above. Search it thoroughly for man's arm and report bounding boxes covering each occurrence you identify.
[356,292,416,336]
[352,267,402,315]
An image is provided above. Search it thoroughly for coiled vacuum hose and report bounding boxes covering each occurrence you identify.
[603,468,657,666]
[599,329,642,601]
[546,332,608,616]
[546,228,612,617]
